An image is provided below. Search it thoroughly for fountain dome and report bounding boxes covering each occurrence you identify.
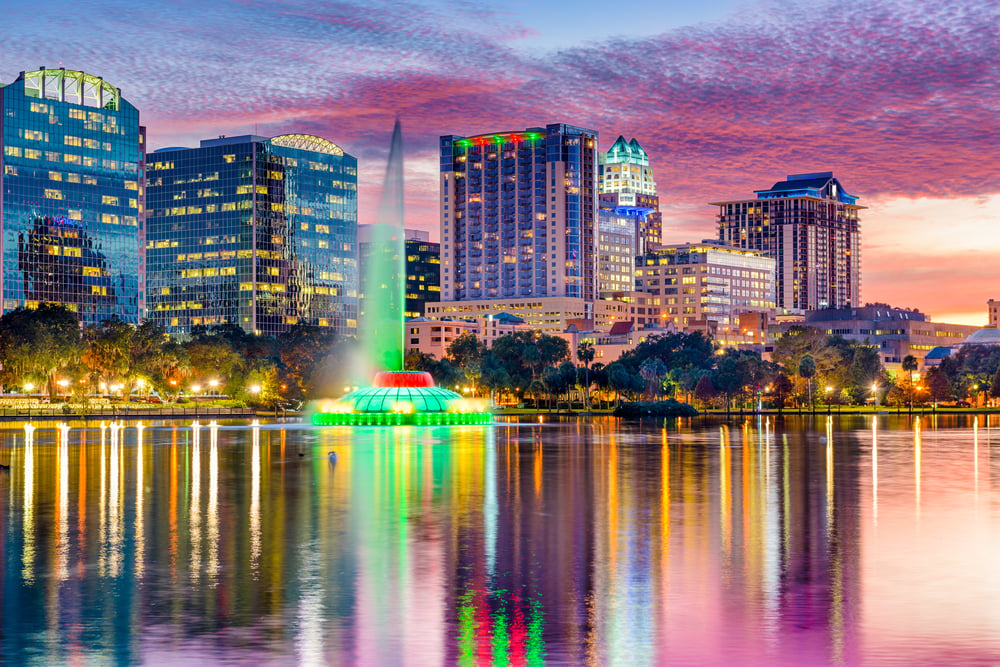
[312,371,490,426]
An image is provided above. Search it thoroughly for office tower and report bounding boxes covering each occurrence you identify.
[359,226,440,319]
[599,136,662,251]
[636,241,775,345]
[439,124,598,303]
[0,67,145,324]
[146,134,357,338]
[713,172,862,312]
[597,205,636,295]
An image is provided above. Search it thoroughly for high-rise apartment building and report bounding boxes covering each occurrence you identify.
[599,136,662,251]
[146,134,357,338]
[439,124,598,303]
[636,241,775,346]
[0,67,145,324]
[713,172,862,312]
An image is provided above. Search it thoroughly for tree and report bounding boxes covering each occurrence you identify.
[799,354,817,407]
[577,341,596,409]
[0,304,83,399]
[925,367,951,403]
[639,357,668,400]
[771,373,794,411]
[447,332,486,393]
[694,374,718,407]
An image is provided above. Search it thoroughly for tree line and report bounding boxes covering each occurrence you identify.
[4,304,998,409]
[0,304,355,404]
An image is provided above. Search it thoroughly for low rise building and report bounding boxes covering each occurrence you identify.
[770,304,978,371]
[426,296,591,335]
[405,317,478,359]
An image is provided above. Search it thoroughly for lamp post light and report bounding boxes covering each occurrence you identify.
[249,384,261,396]
[24,382,35,395]
[825,385,834,414]
[872,382,879,411]
[57,379,70,399]
[208,379,219,397]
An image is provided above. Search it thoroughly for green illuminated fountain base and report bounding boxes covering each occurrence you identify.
[312,371,492,426]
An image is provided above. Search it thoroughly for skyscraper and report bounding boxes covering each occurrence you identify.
[0,67,145,324]
[598,136,662,252]
[439,124,598,302]
[146,134,357,338]
[713,172,862,312]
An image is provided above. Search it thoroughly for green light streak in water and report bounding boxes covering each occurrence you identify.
[458,590,476,667]
[527,599,546,666]
[492,608,510,666]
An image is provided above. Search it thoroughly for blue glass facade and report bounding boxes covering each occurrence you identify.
[0,68,144,324]
[146,134,357,338]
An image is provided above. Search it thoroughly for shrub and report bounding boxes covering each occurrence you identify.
[613,399,699,418]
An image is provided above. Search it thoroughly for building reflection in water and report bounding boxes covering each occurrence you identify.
[0,417,999,664]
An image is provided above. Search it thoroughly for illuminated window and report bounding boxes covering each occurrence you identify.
[44,189,63,200]
[235,185,252,194]
[64,136,82,147]
[223,154,236,163]
[102,195,119,206]
[49,171,62,181]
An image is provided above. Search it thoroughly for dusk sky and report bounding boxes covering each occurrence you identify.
[4,0,997,324]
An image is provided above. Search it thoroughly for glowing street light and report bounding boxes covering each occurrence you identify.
[191,384,202,394]
[872,382,879,410]
[249,384,261,395]
[24,382,35,393]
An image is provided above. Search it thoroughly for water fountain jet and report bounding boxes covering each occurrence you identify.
[312,120,490,426]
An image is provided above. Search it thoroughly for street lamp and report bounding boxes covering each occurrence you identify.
[872,382,879,410]
[24,382,35,394]
[249,384,261,395]
[208,379,219,396]
[57,379,70,398]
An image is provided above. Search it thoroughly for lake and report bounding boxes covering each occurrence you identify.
[1,415,998,665]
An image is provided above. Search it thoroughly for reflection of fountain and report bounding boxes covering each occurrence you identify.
[313,121,490,426]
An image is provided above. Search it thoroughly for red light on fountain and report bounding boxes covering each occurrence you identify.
[373,371,435,388]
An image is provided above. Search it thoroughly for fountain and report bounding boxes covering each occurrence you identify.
[312,121,491,426]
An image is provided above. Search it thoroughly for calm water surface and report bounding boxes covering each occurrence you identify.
[1,415,999,665]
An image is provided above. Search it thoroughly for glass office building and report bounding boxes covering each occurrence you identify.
[146,134,357,338]
[0,67,145,324]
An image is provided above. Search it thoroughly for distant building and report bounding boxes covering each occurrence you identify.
[405,312,533,359]
[714,172,862,312]
[593,291,667,331]
[636,241,775,347]
[598,136,662,251]
[427,296,590,335]
[0,67,145,324]
[989,299,999,328]
[359,226,440,319]
[771,304,978,370]
[146,134,358,337]
[440,124,599,303]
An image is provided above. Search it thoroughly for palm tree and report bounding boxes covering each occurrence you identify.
[577,341,596,410]
[799,354,817,407]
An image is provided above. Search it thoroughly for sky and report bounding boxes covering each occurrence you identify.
[2,0,997,325]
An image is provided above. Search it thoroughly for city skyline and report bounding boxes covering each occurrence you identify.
[2,0,996,324]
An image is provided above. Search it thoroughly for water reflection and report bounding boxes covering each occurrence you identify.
[0,417,998,664]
